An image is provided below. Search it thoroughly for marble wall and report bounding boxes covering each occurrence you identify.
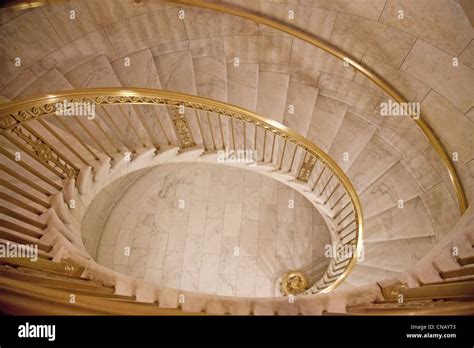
[95,162,331,298]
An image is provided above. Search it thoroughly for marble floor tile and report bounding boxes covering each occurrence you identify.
[182,235,204,272]
[199,254,220,293]
[180,271,200,292]
[217,273,237,296]
[187,200,208,235]
[223,202,242,237]
[255,277,274,297]
[202,219,224,254]
[236,256,257,297]
[97,163,330,298]
[219,237,240,275]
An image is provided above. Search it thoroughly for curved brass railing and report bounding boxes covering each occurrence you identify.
[0,87,363,294]
[169,0,467,215]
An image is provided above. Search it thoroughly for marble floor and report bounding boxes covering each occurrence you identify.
[96,163,331,297]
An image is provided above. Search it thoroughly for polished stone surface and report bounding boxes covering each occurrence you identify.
[96,163,331,298]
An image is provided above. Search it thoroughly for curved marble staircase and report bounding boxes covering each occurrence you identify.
[1,0,472,315]
[1,44,461,290]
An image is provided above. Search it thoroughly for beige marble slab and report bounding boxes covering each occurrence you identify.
[202,219,224,255]
[94,163,331,298]
[0,8,63,86]
[258,3,337,40]
[364,197,435,243]
[183,7,257,40]
[18,68,72,98]
[198,254,219,293]
[347,135,401,193]
[420,183,460,242]
[146,232,168,269]
[104,8,186,57]
[360,162,421,218]
[242,187,261,221]
[380,0,473,56]
[127,247,147,279]
[217,273,237,296]
[421,91,474,164]
[401,40,474,113]
[306,95,347,152]
[236,256,257,297]
[182,235,204,272]
[161,250,184,288]
[299,0,386,20]
[331,12,416,68]
[223,36,292,65]
[1,69,36,100]
[362,237,433,272]
[354,55,431,103]
[166,214,189,252]
[207,185,226,219]
[390,133,442,192]
[223,202,243,237]
[227,62,259,112]
[318,73,381,113]
[30,29,117,77]
[257,239,277,277]
[194,56,227,102]
[219,237,240,275]
[328,112,376,170]
[179,271,200,292]
[256,70,289,123]
[282,81,319,137]
[290,39,356,80]
[188,37,225,59]
[459,40,474,70]
[259,204,278,240]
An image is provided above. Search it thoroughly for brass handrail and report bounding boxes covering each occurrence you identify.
[168,0,467,215]
[0,87,364,293]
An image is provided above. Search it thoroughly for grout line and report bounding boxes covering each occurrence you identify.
[377,0,388,23]
[39,7,65,47]
[398,38,417,70]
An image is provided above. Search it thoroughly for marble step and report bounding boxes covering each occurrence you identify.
[360,236,434,273]
[226,62,259,151]
[110,49,178,148]
[256,70,289,163]
[364,196,437,243]
[17,68,71,99]
[0,69,40,100]
[277,81,319,169]
[346,134,401,193]
[334,281,357,292]
[65,54,149,153]
[282,81,319,138]
[306,95,348,152]
[327,111,376,171]
[359,162,422,219]
[193,52,228,150]
[153,50,203,146]
[317,73,382,116]
[344,264,401,287]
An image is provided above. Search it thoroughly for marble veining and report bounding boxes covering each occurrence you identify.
[96,163,331,298]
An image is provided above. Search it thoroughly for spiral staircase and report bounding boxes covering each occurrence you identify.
[0,0,473,315]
